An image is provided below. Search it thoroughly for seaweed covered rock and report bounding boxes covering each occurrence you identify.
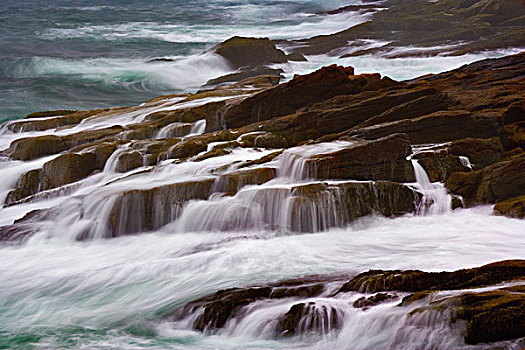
[493,195,525,219]
[456,285,525,344]
[337,260,525,294]
[408,285,525,345]
[353,293,399,309]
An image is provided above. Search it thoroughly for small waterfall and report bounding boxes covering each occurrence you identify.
[103,145,130,173]
[278,141,355,180]
[155,122,193,139]
[410,160,451,214]
[189,119,206,136]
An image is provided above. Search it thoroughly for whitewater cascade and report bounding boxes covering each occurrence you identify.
[0,95,523,350]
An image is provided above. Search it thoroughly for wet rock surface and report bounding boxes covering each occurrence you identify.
[337,260,525,294]
[174,260,524,344]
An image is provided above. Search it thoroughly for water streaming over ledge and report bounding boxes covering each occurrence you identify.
[0,103,523,349]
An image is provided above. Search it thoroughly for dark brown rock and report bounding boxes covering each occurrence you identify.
[175,280,325,332]
[446,154,525,205]
[448,137,504,170]
[493,195,525,219]
[41,153,99,190]
[275,301,344,337]
[7,135,67,161]
[219,65,364,130]
[213,36,288,69]
[306,133,414,182]
[337,260,525,294]
[353,293,399,309]
[215,167,277,193]
[349,110,502,144]
[108,179,215,237]
[414,150,470,182]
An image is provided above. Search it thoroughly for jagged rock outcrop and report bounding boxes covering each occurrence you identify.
[218,65,374,130]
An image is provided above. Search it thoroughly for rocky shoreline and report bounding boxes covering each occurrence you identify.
[172,260,525,345]
[0,28,523,350]
[2,53,524,237]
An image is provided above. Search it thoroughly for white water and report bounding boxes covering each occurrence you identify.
[410,159,451,215]
[0,95,524,349]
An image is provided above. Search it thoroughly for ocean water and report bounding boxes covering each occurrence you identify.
[0,0,351,122]
[1,0,519,123]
